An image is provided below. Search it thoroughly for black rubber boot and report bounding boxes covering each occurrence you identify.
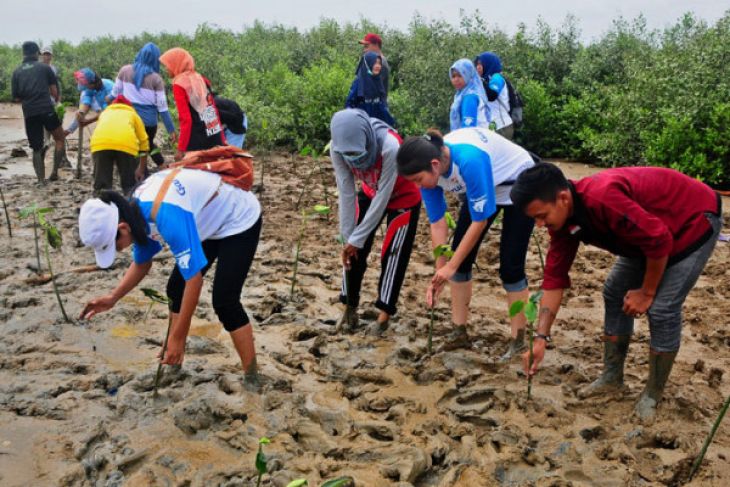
[439,324,471,352]
[337,305,359,333]
[634,350,678,423]
[500,328,526,362]
[32,150,46,185]
[578,335,630,399]
[243,357,262,393]
[49,149,63,181]
[59,141,72,169]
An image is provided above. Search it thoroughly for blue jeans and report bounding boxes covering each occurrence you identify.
[602,212,721,352]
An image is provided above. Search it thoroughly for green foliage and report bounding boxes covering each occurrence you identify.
[141,287,170,305]
[255,436,271,487]
[433,244,454,259]
[3,12,729,184]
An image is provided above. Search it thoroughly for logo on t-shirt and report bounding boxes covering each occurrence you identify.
[175,249,192,269]
[471,196,487,214]
[173,179,186,196]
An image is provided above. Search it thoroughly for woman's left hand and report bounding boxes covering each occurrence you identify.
[432,263,456,288]
[174,150,185,161]
[161,334,186,365]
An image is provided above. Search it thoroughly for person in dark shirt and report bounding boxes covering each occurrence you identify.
[11,41,66,184]
[510,163,722,423]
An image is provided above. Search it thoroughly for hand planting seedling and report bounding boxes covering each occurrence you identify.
[141,287,172,398]
[509,290,544,400]
[291,205,330,298]
[430,244,454,353]
[255,436,271,487]
[20,205,70,323]
[0,165,10,237]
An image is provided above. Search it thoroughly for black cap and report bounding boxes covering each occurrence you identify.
[22,41,40,57]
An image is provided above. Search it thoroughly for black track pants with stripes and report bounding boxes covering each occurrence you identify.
[340,191,420,316]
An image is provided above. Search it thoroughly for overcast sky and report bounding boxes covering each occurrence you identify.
[2,1,727,45]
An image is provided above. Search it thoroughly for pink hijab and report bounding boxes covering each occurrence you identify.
[159,48,209,116]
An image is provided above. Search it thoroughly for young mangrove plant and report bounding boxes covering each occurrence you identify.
[290,205,330,298]
[689,393,730,480]
[20,205,70,323]
[255,436,271,487]
[430,244,454,353]
[142,287,172,398]
[0,165,10,237]
[295,145,331,212]
[285,477,354,487]
[509,290,544,400]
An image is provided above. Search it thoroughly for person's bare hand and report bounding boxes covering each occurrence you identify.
[80,294,117,320]
[426,281,445,308]
[623,289,654,317]
[341,244,359,269]
[160,335,185,365]
[522,338,547,377]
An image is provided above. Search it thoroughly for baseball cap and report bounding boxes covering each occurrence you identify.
[358,33,382,47]
[40,46,53,55]
[79,199,119,268]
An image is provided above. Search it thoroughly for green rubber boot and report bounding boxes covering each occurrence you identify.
[337,305,359,333]
[32,150,46,185]
[439,324,471,352]
[634,350,677,423]
[49,149,63,181]
[578,335,630,399]
[500,328,526,362]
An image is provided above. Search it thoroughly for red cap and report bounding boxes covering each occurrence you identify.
[359,33,382,47]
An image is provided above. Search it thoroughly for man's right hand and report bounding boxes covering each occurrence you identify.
[80,294,117,320]
[522,338,547,377]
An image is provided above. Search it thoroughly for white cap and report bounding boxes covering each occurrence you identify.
[40,46,53,55]
[79,199,119,268]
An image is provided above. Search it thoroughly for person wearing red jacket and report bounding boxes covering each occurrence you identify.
[159,48,224,160]
[510,163,722,423]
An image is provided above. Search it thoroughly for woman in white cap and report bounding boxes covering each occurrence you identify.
[78,168,262,388]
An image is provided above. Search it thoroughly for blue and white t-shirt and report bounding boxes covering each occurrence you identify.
[421,127,534,223]
[132,169,261,280]
[458,93,491,129]
[487,73,512,130]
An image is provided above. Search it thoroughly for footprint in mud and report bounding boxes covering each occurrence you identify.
[437,386,509,427]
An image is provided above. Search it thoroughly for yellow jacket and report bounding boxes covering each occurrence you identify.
[90,103,150,156]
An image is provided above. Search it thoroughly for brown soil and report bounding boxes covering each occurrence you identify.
[0,103,729,486]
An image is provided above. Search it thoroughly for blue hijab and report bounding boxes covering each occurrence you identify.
[356,51,386,100]
[133,42,161,89]
[476,51,502,79]
[449,58,488,130]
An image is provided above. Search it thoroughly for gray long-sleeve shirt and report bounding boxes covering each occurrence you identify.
[331,133,399,248]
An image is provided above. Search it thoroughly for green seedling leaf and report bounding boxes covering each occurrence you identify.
[335,234,346,245]
[323,140,332,153]
[299,146,312,157]
[37,207,53,214]
[321,477,354,487]
[285,480,308,487]
[258,437,271,445]
[150,147,161,156]
[141,287,170,304]
[46,225,62,249]
[524,300,538,323]
[444,211,456,231]
[255,448,268,475]
[509,300,525,318]
[312,205,330,215]
[19,205,37,219]
[433,244,454,259]
[529,290,544,305]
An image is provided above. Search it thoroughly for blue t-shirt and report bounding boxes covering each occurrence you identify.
[80,78,114,111]
[421,142,496,224]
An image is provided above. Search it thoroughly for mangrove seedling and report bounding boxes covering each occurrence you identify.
[19,204,44,272]
[689,393,730,480]
[290,205,330,298]
[255,436,271,487]
[285,481,308,487]
[142,287,172,397]
[0,165,11,237]
[509,290,544,400]
[320,478,354,487]
[295,145,331,212]
[430,244,455,353]
[21,206,70,322]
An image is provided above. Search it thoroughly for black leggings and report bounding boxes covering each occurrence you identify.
[166,217,262,332]
[451,200,534,291]
[144,125,165,166]
[339,191,420,316]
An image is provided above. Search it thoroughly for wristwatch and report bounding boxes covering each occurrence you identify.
[534,333,552,342]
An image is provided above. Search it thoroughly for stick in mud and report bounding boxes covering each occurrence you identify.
[75,118,84,179]
[0,184,10,238]
[153,311,173,397]
[689,393,730,480]
[428,306,434,353]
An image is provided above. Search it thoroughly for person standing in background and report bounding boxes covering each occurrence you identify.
[112,42,177,170]
[449,59,490,131]
[358,33,390,99]
[40,46,72,167]
[11,41,66,184]
[475,52,514,139]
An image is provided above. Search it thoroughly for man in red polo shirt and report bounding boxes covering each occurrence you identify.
[510,163,722,422]
[358,32,390,98]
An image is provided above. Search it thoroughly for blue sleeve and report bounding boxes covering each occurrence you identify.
[160,110,175,133]
[133,239,163,264]
[155,204,207,280]
[80,89,93,107]
[460,94,480,128]
[421,186,448,224]
[458,147,496,222]
[488,73,505,95]
[345,78,358,108]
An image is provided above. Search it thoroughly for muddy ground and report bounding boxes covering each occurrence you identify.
[0,103,729,486]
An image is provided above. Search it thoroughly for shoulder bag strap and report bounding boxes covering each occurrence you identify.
[151,168,182,222]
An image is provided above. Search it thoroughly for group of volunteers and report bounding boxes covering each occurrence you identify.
[11,33,724,421]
